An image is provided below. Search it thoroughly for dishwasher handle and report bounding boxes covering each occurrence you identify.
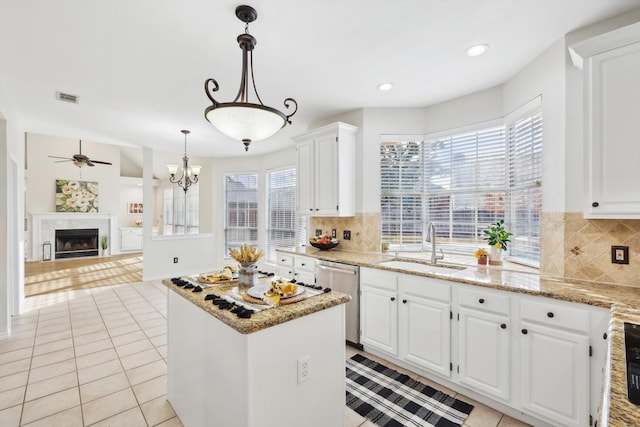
[316,264,357,275]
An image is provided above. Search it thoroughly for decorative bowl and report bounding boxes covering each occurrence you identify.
[309,238,340,250]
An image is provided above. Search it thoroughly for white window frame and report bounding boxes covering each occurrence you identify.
[266,166,297,263]
[224,172,259,258]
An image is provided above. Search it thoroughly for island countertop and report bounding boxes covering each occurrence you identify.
[278,247,640,427]
[162,278,351,335]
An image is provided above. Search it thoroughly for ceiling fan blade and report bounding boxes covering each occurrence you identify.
[49,155,72,160]
[89,160,112,165]
[86,160,95,167]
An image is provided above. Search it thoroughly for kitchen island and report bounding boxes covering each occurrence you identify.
[163,278,351,427]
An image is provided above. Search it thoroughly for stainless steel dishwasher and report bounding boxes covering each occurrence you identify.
[315,260,361,349]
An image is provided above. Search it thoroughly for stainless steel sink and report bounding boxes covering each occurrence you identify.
[377,259,465,275]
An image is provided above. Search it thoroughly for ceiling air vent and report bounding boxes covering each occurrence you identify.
[55,91,79,104]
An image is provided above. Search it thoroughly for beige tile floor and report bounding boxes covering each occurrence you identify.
[0,280,529,427]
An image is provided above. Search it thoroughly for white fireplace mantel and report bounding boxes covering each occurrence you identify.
[30,212,116,261]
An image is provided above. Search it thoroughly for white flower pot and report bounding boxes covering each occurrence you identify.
[489,245,503,265]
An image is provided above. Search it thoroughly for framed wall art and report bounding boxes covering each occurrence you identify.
[55,180,99,213]
[128,202,143,214]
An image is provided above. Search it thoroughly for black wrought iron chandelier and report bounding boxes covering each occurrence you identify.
[204,5,297,152]
[167,130,201,193]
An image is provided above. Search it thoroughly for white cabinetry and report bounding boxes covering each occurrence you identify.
[570,22,640,218]
[456,286,510,402]
[398,274,451,378]
[361,265,610,427]
[518,296,590,427]
[294,122,357,216]
[120,227,142,251]
[360,268,398,355]
[275,252,315,285]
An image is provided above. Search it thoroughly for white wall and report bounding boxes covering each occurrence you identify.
[0,115,9,338]
[25,134,122,258]
[141,147,216,280]
[503,38,566,213]
[0,86,27,336]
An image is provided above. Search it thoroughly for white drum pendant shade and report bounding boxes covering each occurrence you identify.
[205,103,287,143]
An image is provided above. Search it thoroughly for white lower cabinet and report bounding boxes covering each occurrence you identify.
[518,297,591,427]
[456,286,511,401]
[398,274,451,378]
[360,266,609,427]
[120,227,142,251]
[360,268,398,355]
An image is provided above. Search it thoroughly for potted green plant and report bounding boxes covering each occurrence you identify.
[483,219,511,265]
[101,235,109,256]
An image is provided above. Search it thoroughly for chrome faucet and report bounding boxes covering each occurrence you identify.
[426,222,444,264]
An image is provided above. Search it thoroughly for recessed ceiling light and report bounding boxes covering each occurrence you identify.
[466,44,489,57]
[377,82,393,91]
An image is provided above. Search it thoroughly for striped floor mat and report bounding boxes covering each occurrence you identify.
[346,354,473,427]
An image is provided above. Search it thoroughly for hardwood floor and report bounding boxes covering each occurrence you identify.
[24,253,143,297]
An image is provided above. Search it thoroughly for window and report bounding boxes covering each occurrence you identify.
[163,184,199,235]
[506,112,542,264]
[266,167,297,262]
[381,106,542,266]
[225,173,258,256]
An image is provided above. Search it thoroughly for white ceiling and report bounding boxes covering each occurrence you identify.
[1,0,639,158]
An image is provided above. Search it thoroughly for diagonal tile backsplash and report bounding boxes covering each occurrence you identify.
[309,213,381,253]
[541,212,640,287]
[312,211,640,287]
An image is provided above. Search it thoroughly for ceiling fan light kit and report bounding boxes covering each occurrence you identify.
[203,4,297,151]
[49,140,112,168]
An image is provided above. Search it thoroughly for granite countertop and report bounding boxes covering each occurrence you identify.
[279,247,640,426]
[162,278,351,335]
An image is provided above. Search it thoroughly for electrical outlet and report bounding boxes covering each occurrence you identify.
[612,246,629,264]
[331,229,337,238]
[343,230,351,240]
[297,355,310,383]
[173,257,179,264]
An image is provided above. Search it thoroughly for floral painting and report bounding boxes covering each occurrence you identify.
[55,180,99,213]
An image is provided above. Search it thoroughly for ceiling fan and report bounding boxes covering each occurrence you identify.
[49,140,112,168]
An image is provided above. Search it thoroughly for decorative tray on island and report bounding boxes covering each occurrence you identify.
[248,283,304,300]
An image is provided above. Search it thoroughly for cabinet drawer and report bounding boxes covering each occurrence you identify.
[361,267,397,291]
[294,256,315,272]
[398,274,450,303]
[520,297,590,333]
[277,253,294,267]
[458,286,510,316]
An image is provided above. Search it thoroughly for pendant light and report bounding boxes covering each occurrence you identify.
[167,130,201,193]
[204,5,297,151]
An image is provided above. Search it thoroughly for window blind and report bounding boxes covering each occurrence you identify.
[380,111,542,266]
[425,126,507,245]
[507,112,543,264]
[266,168,296,262]
[380,141,424,249]
[225,173,258,256]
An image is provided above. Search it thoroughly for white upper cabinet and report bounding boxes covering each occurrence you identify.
[293,122,358,216]
[570,22,640,218]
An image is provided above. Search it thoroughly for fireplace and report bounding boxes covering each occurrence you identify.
[55,228,99,259]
